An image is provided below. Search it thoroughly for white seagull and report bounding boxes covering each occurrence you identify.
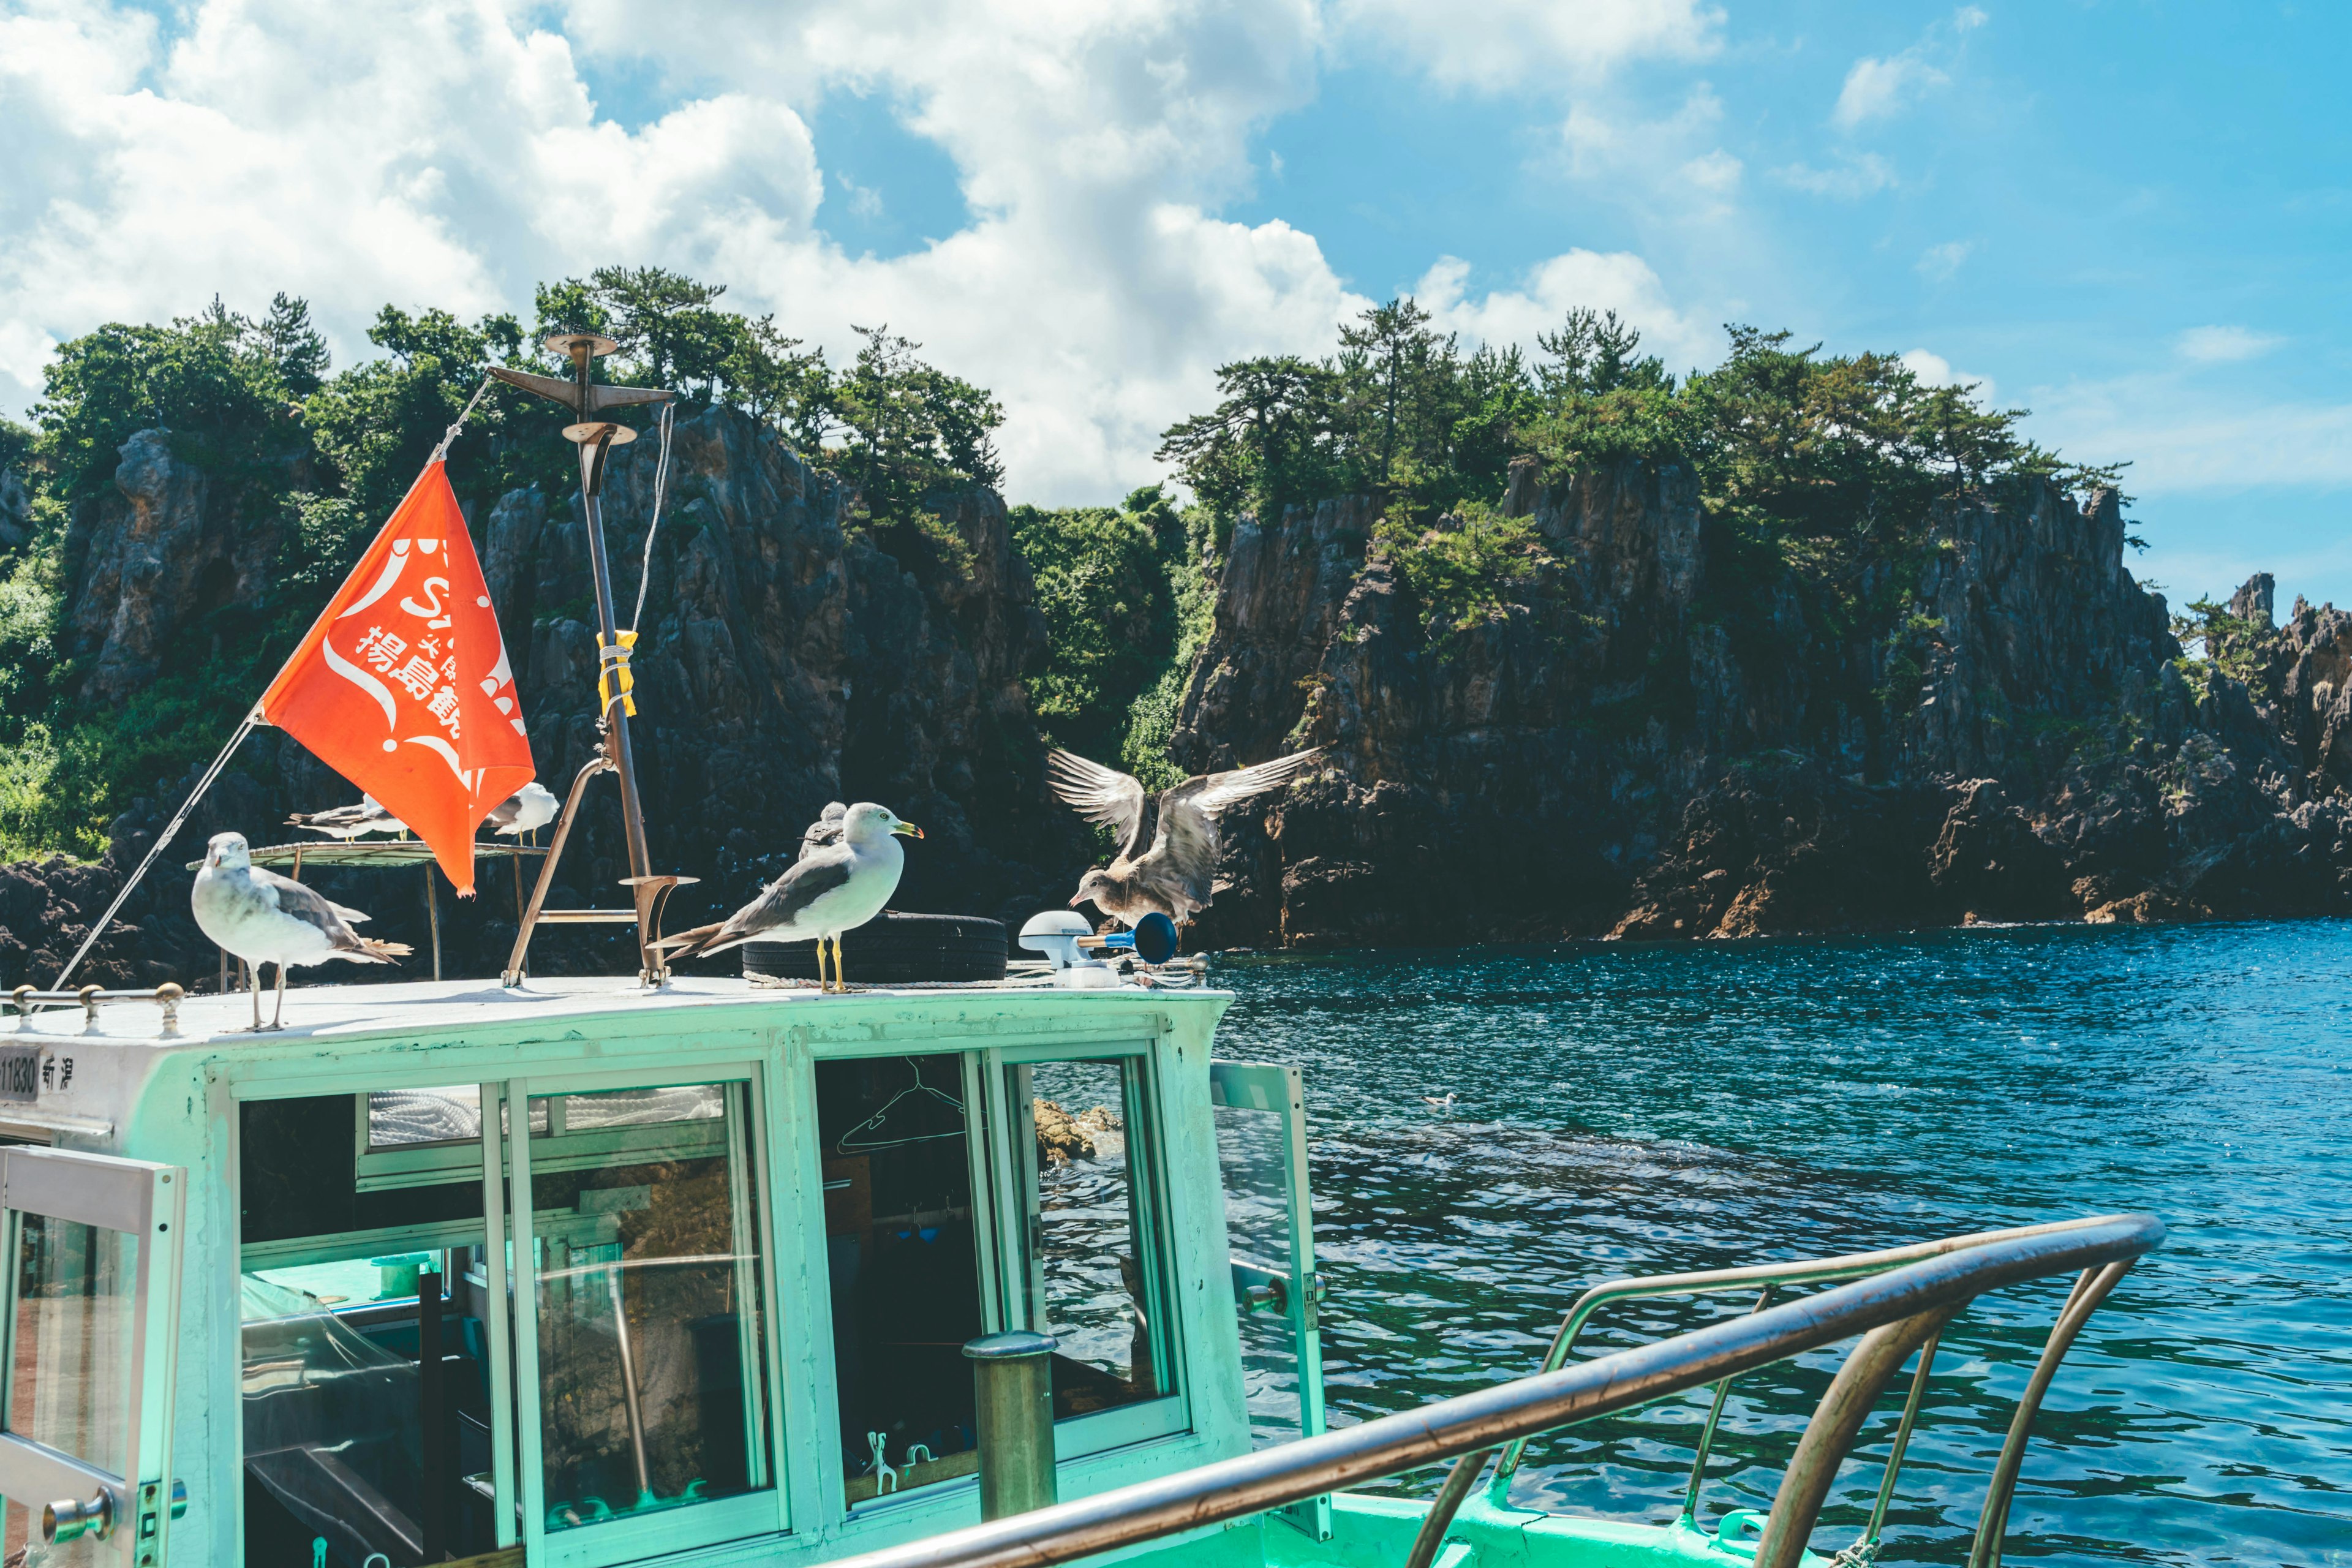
[1048,747,1322,929]
[652,803,922,991]
[484,781,560,838]
[286,795,407,840]
[192,832,413,1030]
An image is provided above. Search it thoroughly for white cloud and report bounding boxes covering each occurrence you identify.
[1774,153,1894,199]
[1917,241,1973,280]
[2034,375,2352,493]
[1831,7,1985,130]
[2176,325,2284,364]
[1834,54,1947,130]
[1330,0,1722,91]
[1414,251,1719,374]
[0,0,1740,503]
[1899,348,1996,405]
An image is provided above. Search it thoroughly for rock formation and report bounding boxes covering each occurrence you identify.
[1169,462,2352,945]
[3,407,1083,989]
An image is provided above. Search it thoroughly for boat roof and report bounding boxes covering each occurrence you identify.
[9,974,1223,1049]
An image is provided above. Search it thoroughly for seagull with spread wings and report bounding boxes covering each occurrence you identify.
[192,831,413,1030]
[1047,747,1321,929]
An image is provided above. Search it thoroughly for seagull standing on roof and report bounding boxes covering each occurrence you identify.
[192,831,413,1030]
[652,803,922,991]
[1047,747,1322,929]
[286,796,407,840]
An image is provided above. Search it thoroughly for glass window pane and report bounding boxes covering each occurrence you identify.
[1015,1059,1170,1420]
[527,1082,771,1531]
[239,1252,497,1568]
[369,1087,483,1148]
[1215,1096,1303,1446]
[8,1213,137,1474]
[815,1055,985,1506]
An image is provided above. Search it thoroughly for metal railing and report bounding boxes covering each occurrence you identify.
[818,1213,2162,1568]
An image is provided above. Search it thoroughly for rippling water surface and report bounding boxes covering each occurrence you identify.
[1209,921,2352,1566]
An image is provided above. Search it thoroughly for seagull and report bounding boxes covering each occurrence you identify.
[1047,747,1322,929]
[1421,1093,1458,1112]
[287,795,407,839]
[800,801,848,857]
[191,831,413,1029]
[652,802,922,990]
[484,780,560,838]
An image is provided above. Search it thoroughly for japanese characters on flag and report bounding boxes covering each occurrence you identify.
[261,462,535,896]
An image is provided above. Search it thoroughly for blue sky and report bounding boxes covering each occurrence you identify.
[4,0,2348,611]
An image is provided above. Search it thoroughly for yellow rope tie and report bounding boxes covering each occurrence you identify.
[597,630,639,718]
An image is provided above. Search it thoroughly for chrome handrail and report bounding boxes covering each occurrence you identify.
[816,1213,2163,1568]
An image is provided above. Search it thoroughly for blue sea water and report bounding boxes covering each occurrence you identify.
[1212,921,2352,1566]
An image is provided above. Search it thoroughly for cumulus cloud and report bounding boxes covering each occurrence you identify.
[1414,251,1720,374]
[0,0,1736,502]
[1330,0,1722,90]
[1899,348,1996,405]
[2176,325,2284,364]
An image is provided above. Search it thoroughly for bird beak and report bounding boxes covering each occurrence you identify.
[1069,892,1088,908]
[893,820,924,839]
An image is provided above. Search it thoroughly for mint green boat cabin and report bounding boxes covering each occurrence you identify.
[0,975,2161,1568]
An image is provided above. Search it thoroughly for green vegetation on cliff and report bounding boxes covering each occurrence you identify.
[1010,485,1212,788]
[0,270,1006,861]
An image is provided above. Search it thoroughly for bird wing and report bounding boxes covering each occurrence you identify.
[1046,750,1149,861]
[801,801,848,856]
[484,791,521,830]
[1140,748,1322,913]
[1186,747,1323,814]
[251,867,366,947]
[658,849,858,957]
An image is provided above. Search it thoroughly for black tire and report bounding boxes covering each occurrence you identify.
[743,911,1008,984]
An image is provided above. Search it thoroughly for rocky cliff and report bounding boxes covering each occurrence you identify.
[1169,461,2352,946]
[2,407,1081,989]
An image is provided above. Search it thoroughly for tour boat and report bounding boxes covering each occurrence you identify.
[0,969,2160,1568]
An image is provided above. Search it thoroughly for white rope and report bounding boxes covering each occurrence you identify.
[430,375,496,466]
[630,399,676,635]
[51,706,263,990]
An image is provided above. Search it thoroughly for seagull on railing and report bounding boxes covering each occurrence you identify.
[192,831,413,1030]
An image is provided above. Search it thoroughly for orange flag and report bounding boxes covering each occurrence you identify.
[262,462,535,896]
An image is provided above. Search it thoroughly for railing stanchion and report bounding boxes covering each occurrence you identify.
[1967,1260,2136,1568]
[966,1332,1059,1520]
[1680,1283,1778,1526]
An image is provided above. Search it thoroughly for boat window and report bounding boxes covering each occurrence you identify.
[520,1080,772,1533]
[1006,1057,1174,1422]
[239,1093,500,1568]
[240,1250,496,1568]
[9,1214,138,1480]
[815,1055,986,1507]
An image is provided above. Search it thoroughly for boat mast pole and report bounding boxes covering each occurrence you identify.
[567,343,657,900]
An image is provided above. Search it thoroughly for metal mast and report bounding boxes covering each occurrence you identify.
[491,333,692,984]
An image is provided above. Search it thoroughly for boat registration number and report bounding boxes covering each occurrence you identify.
[0,1047,40,1102]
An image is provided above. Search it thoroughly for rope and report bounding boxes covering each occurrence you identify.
[51,707,263,990]
[430,375,496,466]
[630,398,676,634]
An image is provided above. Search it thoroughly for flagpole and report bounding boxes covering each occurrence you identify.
[50,707,263,990]
[48,382,501,993]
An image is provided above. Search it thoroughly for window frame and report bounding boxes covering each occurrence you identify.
[983,1039,1189,1460]
[503,1060,789,1568]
